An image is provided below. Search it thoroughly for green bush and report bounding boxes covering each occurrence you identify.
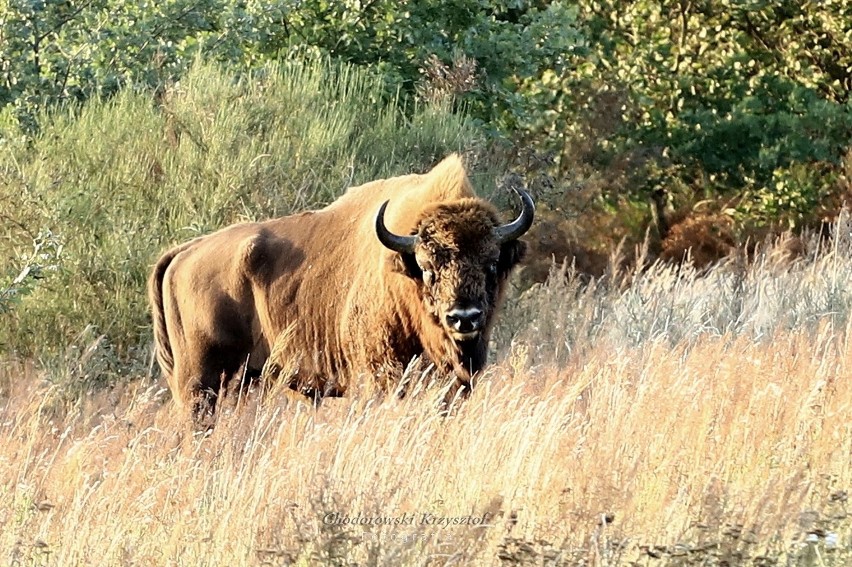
[1,0,224,132]
[3,0,852,311]
[0,0,583,132]
[512,0,852,228]
[0,57,484,382]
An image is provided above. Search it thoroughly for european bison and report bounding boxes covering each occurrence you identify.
[148,155,534,416]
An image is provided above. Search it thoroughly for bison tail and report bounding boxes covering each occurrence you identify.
[148,243,187,379]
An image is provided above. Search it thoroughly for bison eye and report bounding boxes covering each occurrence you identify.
[488,262,498,277]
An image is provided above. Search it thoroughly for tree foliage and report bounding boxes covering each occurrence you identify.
[0,1,579,130]
[517,0,852,227]
[1,0,850,227]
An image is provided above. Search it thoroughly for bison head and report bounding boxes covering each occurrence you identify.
[375,188,534,365]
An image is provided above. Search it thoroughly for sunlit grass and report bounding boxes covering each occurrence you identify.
[3,228,852,565]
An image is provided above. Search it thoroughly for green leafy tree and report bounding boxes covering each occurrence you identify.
[1,0,586,132]
[2,0,849,230]
[1,0,226,131]
[515,0,852,227]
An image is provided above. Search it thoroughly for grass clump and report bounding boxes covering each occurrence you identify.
[498,215,852,368]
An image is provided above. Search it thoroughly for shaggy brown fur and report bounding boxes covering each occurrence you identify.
[148,155,532,417]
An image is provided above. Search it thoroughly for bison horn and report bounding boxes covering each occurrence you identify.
[493,187,535,243]
[376,201,419,254]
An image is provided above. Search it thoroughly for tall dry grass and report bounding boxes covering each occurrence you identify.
[3,225,852,565]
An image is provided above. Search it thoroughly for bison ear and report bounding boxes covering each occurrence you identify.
[390,251,423,280]
[498,240,527,274]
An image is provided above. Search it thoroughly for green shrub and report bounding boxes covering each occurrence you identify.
[0,0,584,132]
[0,57,484,383]
[503,0,852,228]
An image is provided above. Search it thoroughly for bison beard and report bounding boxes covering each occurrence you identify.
[448,337,487,401]
[148,154,534,419]
[458,337,487,378]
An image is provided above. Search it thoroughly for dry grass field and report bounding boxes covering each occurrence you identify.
[3,227,852,566]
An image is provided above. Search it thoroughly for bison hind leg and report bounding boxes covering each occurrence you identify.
[191,387,219,427]
[176,347,251,425]
[188,368,233,425]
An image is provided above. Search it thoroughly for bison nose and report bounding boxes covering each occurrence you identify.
[446,307,484,334]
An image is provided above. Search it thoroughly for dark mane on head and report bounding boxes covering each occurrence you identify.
[415,199,501,248]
